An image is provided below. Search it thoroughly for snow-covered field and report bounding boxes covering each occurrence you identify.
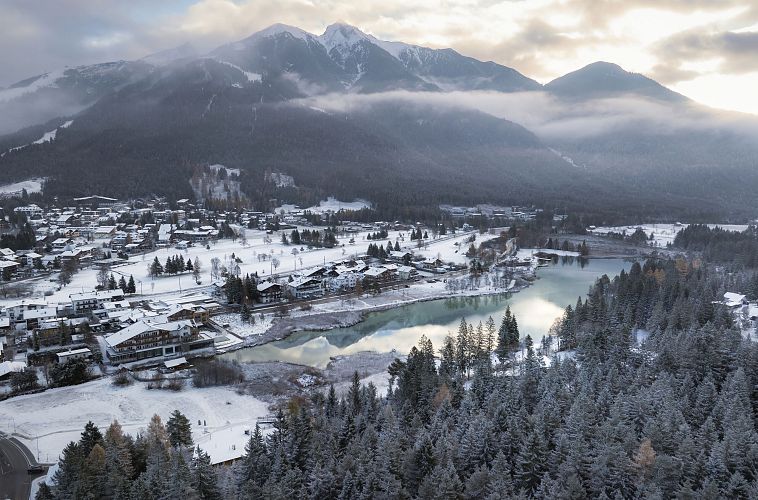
[0,377,268,465]
[590,223,749,247]
[214,312,274,338]
[0,178,44,195]
[0,228,486,307]
[276,197,372,214]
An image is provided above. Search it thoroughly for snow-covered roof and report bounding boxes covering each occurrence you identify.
[2,298,48,309]
[164,357,188,369]
[364,267,390,277]
[257,282,281,292]
[70,289,124,302]
[0,361,26,378]
[724,292,747,307]
[57,348,92,359]
[23,307,58,320]
[105,319,193,347]
[288,277,321,288]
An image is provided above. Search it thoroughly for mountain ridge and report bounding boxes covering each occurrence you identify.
[1,22,756,219]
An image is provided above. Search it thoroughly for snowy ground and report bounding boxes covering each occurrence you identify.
[214,312,274,338]
[590,223,749,247]
[275,197,372,214]
[0,178,44,195]
[0,377,269,465]
[0,228,486,308]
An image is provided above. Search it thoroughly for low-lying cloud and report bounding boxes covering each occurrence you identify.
[294,89,758,142]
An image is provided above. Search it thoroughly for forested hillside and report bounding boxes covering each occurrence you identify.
[40,254,758,499]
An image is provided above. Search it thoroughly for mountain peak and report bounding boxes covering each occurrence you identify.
[546,61,687,102]
[319,22,373,51]
[248,23,313,42]
[582,61,624,71]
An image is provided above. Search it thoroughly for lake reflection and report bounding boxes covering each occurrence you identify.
[222,258,632,368]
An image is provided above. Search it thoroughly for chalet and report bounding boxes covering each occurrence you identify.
[286,277,323,299]
[19,252,42,267]
[388,251,413,264]
[59,247,91,264]
[19,307,58,330]
[1,299,49,326]
[363,266,394,285]
[93,300,131,320]
[94,226,117,239]
[104,318,214,364]
[0,260,21,277]
[416,258,446,273]
[257,282,283,303]
[70,289,125,315]
[301,267,326,279]
[397,265,416,280]
[724,292,748,308]
[326,271,363,291]
[52,238,72,252]
[164,304,210,324]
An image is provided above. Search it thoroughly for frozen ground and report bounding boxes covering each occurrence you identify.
[0,228,486,308]
[590,223,749,247]
[0,377,268,465]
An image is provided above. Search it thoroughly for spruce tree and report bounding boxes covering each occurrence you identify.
[193,447,222,499]
[166,410,193,448]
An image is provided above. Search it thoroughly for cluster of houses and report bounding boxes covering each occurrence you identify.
[0,197,265,283]
[440,204,545,222]
[250,252,452,304]
[0,287,223,372]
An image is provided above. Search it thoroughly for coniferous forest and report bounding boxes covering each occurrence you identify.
[40,254,758,499]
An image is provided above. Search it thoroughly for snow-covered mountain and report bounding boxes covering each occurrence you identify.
[2,21,756,218]
[0,60,153,135]
[209,22,539,93]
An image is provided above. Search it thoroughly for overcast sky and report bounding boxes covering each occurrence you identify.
[2,0,757,114]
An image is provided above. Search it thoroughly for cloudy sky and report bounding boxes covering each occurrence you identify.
[2,0,758,114]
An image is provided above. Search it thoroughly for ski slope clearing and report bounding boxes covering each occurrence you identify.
[0,377,268,465]
[0,178,44,195]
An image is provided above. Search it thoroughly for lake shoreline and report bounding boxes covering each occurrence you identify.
[226,277,535,352]
[218,256,636,364]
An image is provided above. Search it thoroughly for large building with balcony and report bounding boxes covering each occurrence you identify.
[104,318,214,364]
